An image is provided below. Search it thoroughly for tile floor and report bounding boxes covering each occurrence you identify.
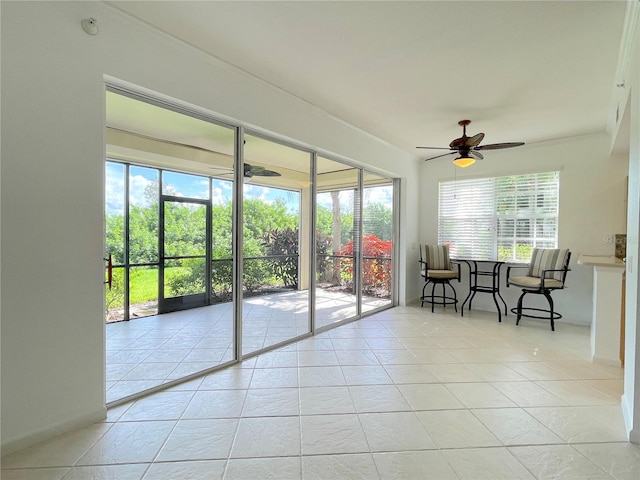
[106,289,390,402]
[3,306,639,479]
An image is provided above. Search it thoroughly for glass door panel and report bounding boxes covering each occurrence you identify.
[361,173,394,313]
[129,165,159,317]
[105,89,239,403]
[211,178,234,304]
[242,134,311,354]
[105,161,126,322]
[210,176,235,364]
[129,266,159,318]
[315,157,359,328]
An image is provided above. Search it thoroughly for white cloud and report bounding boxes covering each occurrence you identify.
[317,187,391,211]
[363,186,392,206]
[196,179,210,199]
[212,186,230,206]
[129,174,155,207]
[258,187,271,203]
[105,165,125,214]
[317,189,356,211]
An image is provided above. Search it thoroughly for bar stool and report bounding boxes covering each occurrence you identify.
[506,248,571,331]
[420,244,461,312]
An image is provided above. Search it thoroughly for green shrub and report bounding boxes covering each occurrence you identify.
[262,227,299,288]
[242,238,271,294]
[106,267,125,310]
[166,259,206,296]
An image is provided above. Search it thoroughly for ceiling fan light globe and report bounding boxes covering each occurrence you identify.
[453,156,475,168]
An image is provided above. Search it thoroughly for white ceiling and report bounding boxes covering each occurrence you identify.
[106,0,628,160]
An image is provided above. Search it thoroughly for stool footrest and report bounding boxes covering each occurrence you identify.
[510,307,562,320]
[421,296,458,306]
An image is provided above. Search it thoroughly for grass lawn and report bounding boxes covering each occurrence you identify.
[108,266,218,307]
[130,267,161,303]
[107,267,164,307]
[106,264,293,311]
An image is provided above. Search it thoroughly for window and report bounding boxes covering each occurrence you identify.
[438,171,559,262]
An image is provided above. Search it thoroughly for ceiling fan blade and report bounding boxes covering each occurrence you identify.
[470,150,484,160]
[424,151,456,162]
[465,132,485,147]
[475,142,525,151]
[255,169,281,177]
[416,146,452,150]
[449,136,467,148]
[244,163,281,177]
[245,163,262,172]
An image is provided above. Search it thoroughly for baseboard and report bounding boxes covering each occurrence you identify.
[1,406,107,457]
[620,393,640,444]
[591,355,623,368]
[406,297,421,306]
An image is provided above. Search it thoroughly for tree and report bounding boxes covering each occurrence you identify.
[337,234,392,297]
[129,204,158,264]
[315,205,333,233]
[243,198,297,244]
[105,213,125,264]
[262,227,299,288]
[363,202,392,241]
[330,191,342,283]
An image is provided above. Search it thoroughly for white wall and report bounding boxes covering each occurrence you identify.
[418,133,628,326]
[618,3,640,444]
[0,1,421,453]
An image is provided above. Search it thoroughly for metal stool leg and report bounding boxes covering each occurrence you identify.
[515,290,527,325]
[430,281,436,313]
[544,290,555,331]
[421,281,429,307]
[450,281,458,312]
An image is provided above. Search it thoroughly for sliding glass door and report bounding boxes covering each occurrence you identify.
[241,134,312,355]
[105,89,238,402]
[315,157,359,328]
[362,172,394,313]
[105,88,397,403]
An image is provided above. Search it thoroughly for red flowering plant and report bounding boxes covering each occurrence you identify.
[336,234,392,297]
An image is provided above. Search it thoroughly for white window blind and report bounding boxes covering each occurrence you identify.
[438,171,559,262]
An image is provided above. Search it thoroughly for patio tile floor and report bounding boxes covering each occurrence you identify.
[106,289,389,402]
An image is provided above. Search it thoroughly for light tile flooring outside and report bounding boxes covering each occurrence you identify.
[107,289,390,403]
[3,306,639,479]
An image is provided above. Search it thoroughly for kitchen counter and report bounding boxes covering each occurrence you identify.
[577,255,626,268]
[578,254,625,366]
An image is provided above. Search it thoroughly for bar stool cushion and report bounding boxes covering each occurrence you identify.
[426,269,459,279]
[508,276,564,289]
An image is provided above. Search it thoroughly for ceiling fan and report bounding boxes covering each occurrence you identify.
[243,163,281,178]
[211,163,281,178]
[417,120,525,167]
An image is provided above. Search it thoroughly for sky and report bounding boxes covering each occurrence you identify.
[106,162,299,214]
[106,161,393,215]
[317,187,393,211]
